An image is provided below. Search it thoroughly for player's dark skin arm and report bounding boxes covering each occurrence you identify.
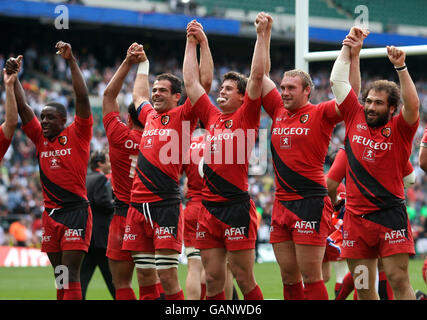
[56,41,91,119]
[105,43,146,116]
[5,56,36,125]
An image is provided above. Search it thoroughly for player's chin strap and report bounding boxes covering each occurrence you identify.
[142,202,154,229]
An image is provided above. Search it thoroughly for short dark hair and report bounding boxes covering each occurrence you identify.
[127,103,144,128]
[155,73,182,95]
[222,71,248,95]
[362,80,401,112]
[45,102,67,118]
[90,150,106,170]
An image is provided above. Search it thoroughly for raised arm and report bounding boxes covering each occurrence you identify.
[5,55,35,125]
[104,43,146,116]
[261,15,276,98]
[195,22,214,94]
[2,68,18,139]
[346,28,369,97]
[246,12,269,100]
[183,24,206,105]
[387,46,419,125]
[132,48,150,109]
[330,27,368,115]
[55,41,91,119]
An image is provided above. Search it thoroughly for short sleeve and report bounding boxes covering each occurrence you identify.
[103,111,131,147]
[262,87,281,119]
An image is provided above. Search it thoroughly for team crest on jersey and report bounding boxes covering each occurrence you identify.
[300,114,309,124]
[58,135,68,145]
[381,127,391,138]
[224,119,233,129]
[161,115,170,125]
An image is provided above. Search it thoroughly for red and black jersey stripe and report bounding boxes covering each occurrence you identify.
[345,137,404,210]
[203,163,249,201]
[271,145,327,199]
[135,151,181,201]
[38,159,88,209]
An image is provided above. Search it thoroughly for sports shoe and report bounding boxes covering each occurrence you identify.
[415,290,426,300]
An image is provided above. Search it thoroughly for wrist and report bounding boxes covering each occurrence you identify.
[394,64,407,71]
[137,60,149,75]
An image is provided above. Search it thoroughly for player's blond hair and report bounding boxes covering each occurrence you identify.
[283,69,314,97]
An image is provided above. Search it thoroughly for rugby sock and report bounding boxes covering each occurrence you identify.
[56,288,64,300]
[139,284,160,300]
[200,283,207,300]
[336,272,354,300]
[283,281,304,300]
[165,289,185,300]
[353,289,358,300]
[303,280,329,300]
[63,282,82,300]
[334,282,342,298]
[244,284,263,300]
[156,282,165,300]
[206,291,226,300]
[116,288,137,300]
[378,271,394,300]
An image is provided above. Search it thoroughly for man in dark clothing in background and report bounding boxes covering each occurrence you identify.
[81,150,115,299]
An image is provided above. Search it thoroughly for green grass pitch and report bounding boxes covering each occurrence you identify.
[0,258,425,300]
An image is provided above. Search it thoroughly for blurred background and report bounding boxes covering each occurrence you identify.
[0,0,426,264]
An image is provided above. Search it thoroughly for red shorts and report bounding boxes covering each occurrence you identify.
[269,196,332,246]
[341,205,415,259]
[41,205,92,253]
[107,214,133,262]
[323,229,343,262]
[122,201,183,253]
[195,199,258,251]
[183,200,203,248]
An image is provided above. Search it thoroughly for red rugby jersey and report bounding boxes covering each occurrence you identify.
[263,88,342,201]
[182,134,205,202]
[22,115,93,209]
[337,89,419,216]
[103,111,142,206]
[191,92,261,203]
[0,126,12,162]
[130,99,197,203]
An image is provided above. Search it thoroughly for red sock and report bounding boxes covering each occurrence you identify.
[139,284,160,300]
[200,283,207,300]
[165,289,185,300]
[244,284,263,300]
[63,282,82,300]
[156,282,165,300]
[283,281,304,300]
[334,282,342,295]
[378,271,394,300]
[353,289,358,300]
[303,280,329,300]
[56,288,64,300]
[336,272,354,300]
[206,291,226,300]
[116,288,137,300]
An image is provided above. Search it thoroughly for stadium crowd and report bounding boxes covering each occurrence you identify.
[0,44,426,258]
